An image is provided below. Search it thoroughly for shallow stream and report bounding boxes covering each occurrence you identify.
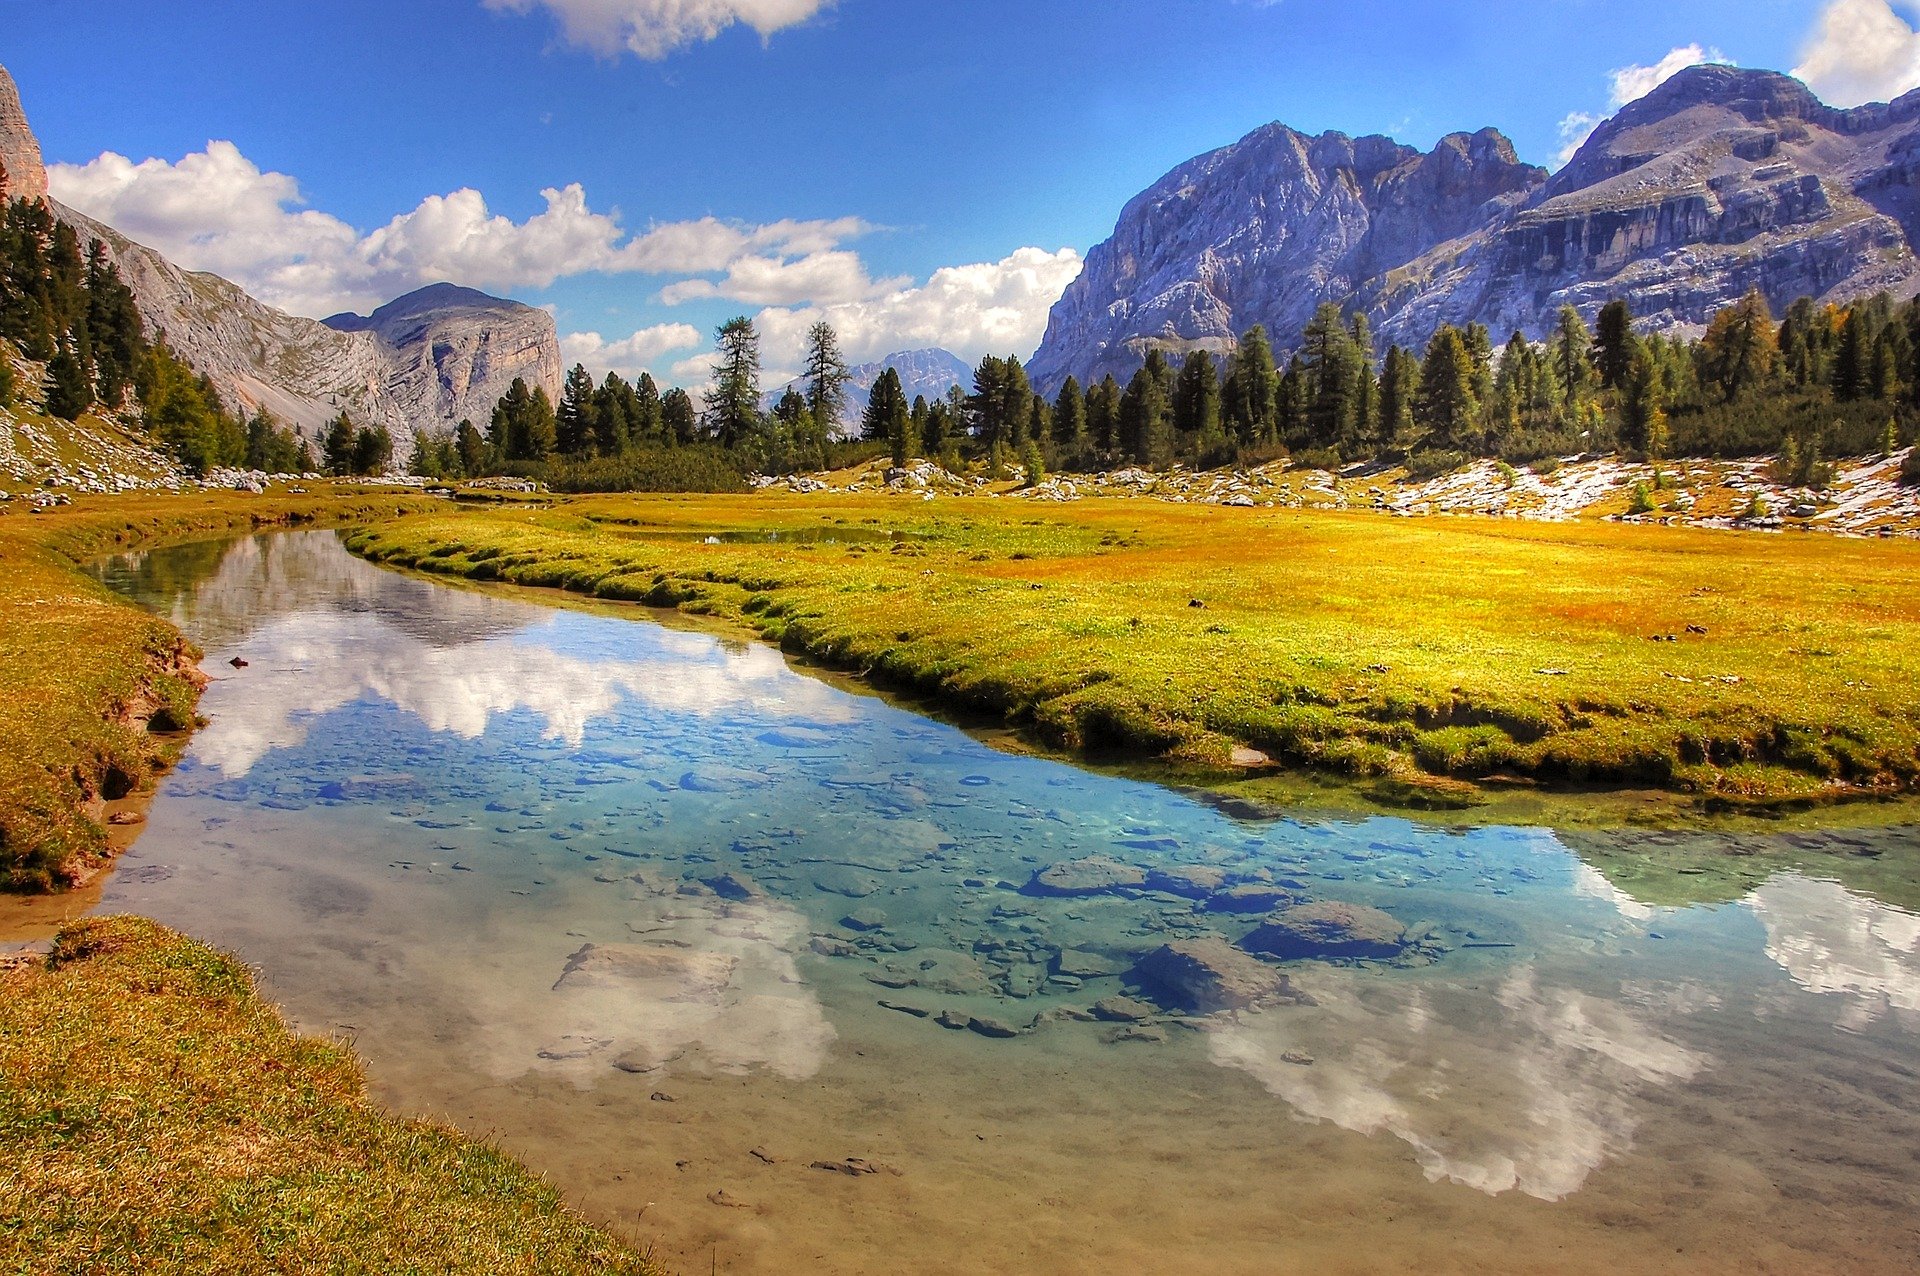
[64,530,1920,1272]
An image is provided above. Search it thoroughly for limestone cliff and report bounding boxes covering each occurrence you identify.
[1030,66,1920,390]
[0,63,47,203]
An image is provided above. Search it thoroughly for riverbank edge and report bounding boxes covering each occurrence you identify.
[340,507,1920,822]
[0,491,439,894]
[0,915,660,1274]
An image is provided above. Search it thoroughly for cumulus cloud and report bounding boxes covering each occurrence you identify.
[484,0,833,59]
[560,323,704,379]
[48,141,876,319]
[1555,44,1729,166]
[754,246,1084,371]
[1794,0,1920,107]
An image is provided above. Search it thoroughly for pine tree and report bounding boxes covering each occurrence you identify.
[1552,306,1594,413]
[662,387,698,444]
[1171,350,1221,441]
[802,321,850,433]
[556,363,598,455]
[1087,375,1122,455]
[1052,376,1088,464]
[323,412,357,475]
[1416,327,1478,449]
[862,368,911,466]
[44,335,90,420]
[1620,344,1663,453]
[704,316,762,449]
[352,425,394,475]
[1118,365,1172,465]
[455,419,487,475]
[1594,300,1637,391]
[1378,345,1417,446]
[1700,289,1778,401]
[1301,302,1361,449]
[1226,325,1279,444]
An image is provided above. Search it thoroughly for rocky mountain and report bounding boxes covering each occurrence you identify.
[324,284,564,435]
[1030,66,1920,391]
[771,347,971,434]
[0,62,561,458]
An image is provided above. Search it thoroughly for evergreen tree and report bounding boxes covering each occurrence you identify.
[1378,345,1418,446]
[1171,350,1221,442]
[1699,289,1777,401]
[323,412,357,475]
[455,419,488,475]
[704,316,763,449]
[662,387,698,444]
[863,368,911,465]
[1087,375,1122,455]
[1301,302,1361,449]
[1416,327,1478,449]
[351,424,394,475]
[1552,306,1594,412]
[44,335,90,420]
[1225,325,1279,444]
[802,321,850,434]
[1053,376,1089,465]
[1594,300,1637,391]
[556,363,599,454]
[1620,344,1664,453]
[1118,365,1172,465]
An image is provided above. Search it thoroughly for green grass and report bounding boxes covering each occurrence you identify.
[345,493,1920,811]
[0,489,435,893]
[0,915,660,1274]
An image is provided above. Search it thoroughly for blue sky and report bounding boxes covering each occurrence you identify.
[3,0,1910,384]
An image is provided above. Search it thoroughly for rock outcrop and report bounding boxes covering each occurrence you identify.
[0,64,48,203]
[0,62,562,460]
[1030,66,1920,390]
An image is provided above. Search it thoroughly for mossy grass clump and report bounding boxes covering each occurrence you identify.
[344,491,1920,810]
[0,916,659,1274]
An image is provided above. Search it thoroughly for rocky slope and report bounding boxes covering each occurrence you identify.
[1031,66,1920,390]
[0,63,561,458]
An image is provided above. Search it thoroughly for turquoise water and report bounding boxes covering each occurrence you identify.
[86,531,1920,1273]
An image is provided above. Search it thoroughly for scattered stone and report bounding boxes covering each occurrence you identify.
[700,871,760,901]
[878,999,932,1018]
[758,726,835,748]
[612,1044,686,1074]
[1091,995,1158,1023]
[966,1015,1022,1039]
[1241,901,1411,962]
[809,936,856,958]
[106,810,145,827]
[934,1009,971,1030]
[1203,883,1296,914]
[1281,1050,1316,1066]
[708,1189,751,1209]
[552,943,737,1000]
[1024,856,1148,897]
[749,1146,782,1165]
[1129,936,1291,1013]
[811,865,882,897]
[650,1091,676,1102]
[228,657,249,668]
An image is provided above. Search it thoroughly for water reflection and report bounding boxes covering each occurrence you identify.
[1750,875,1920,1030]
[83,531,1920,1272]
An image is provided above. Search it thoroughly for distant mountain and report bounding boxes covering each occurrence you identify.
[770,347,971,434]
[0,63,561,458]
[1030,65,1920,391]
[323,284,564,437]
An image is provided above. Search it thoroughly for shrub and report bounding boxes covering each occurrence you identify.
[1902,447,1920,486]
[1403,449,1467,480]
[1627,481,1656,515]
[1291,447,1343,473]
[540,446,747,494]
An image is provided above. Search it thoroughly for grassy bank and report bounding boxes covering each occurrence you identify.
[347,493,1920,810]
[0,916,658,1274]
[0,489,434,893]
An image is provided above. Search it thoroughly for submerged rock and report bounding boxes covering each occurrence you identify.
[1024,857,1148,897]
[1052,948,1130,979]
[552,943,737,1002]
[1129,937,1289,1013]
[841,906,889,932]
[1143,865,1229,898]
[1091,995,1158,1023]
[1241,901,1410,962]
[1203,883,1297,914]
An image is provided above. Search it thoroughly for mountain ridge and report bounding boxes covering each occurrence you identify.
[1029,65,1920,392]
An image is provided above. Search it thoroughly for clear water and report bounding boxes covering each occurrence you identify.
[82,531,1920,1273]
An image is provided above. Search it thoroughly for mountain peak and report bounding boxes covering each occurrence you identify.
[0,62,49,203]
[323,282,531,333]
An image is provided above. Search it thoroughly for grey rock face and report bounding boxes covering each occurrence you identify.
[1031,66,1920,390]
[0,63,48,202]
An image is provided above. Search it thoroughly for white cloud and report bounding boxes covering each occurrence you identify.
[1554,45,1729,166]
[560,323,704,379]
[753,246,1085,372]
[1794,0,1920,107]
[48,141,876,319]
[484,0,833,59]
[659,249,901,306]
